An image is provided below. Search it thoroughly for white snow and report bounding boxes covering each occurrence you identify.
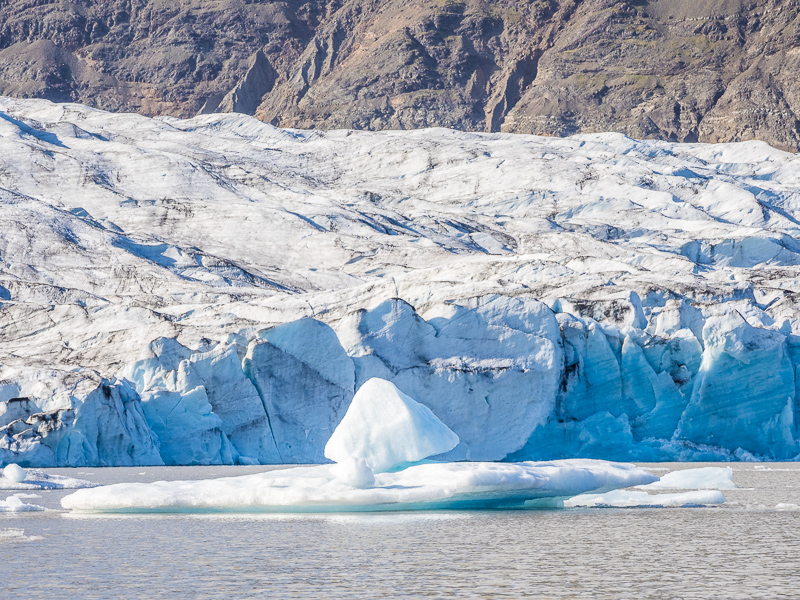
[565,490,727,508]
[639,467,737,490]
[324,378,459,472]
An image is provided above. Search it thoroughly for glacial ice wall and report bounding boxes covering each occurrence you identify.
[4,294,799,466]
[1,98,800,465]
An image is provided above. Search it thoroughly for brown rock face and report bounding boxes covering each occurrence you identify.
[1,0,799,149]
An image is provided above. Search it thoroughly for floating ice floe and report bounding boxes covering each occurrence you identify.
[0,495,45,512]
[564,490,726,508]
[638,467,737,490]
[61,459,657,513]
[0,465,97,490]
[62,379,658,513]
[0,528,44,542]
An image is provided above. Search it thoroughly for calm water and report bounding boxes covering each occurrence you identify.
[2,463,799,599]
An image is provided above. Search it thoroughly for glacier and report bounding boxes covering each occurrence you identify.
[1,97,800,466]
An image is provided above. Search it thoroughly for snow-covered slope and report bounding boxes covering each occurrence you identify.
[1,97,799,466]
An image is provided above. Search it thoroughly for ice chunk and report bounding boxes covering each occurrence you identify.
[339,297,562,463]
[259,318,355,392]
[565,489,726,508]
[3,464,26,483]
[0,368,163,468]
[324,378,459,472]
[0,495,45,512]
[61,459,657,513]
[639,467,736,490]
[0,469,96,490]
[0,528,44,541]
[188,344,279,464]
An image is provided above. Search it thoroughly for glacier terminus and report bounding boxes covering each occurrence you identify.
[1,97,800,467]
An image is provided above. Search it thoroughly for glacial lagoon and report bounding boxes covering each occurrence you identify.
[2,463,799,599]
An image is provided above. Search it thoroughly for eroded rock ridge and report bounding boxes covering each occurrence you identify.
[1,1,800,149]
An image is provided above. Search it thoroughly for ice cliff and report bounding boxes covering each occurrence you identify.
[1,98,800,466]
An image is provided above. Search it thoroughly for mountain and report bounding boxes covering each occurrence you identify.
[1,0,800,149]
[1,97,799,466]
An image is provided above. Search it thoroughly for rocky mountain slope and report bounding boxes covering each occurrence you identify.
[1,97,800,466]
[1,0,799,149]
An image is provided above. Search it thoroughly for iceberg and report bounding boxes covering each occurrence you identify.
[3,463,25,482]
[564,490,727,508]
[638,467,737,490]
[324,378,459,472]
[61,380,657,512]
[61,459,657,513]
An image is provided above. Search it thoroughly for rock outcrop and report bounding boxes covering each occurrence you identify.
[1,1,800,149]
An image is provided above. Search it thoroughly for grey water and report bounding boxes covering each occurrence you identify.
[2,463,799,600]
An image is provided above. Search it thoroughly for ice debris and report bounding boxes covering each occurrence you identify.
[324,378,459,472]
[61,459,657,513]
[639,467,737,490]
[564,490,726,508]
[0,468,96,490]
[0,528,44,542]
[0,495,45,512]
[3,463,26,483]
